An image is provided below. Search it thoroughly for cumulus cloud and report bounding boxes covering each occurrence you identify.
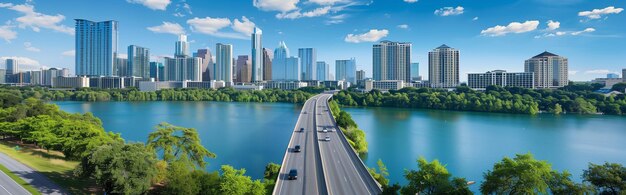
[571,28,595,35]
[127,0,171,11]
[61,50,75,57]
[23,42,40,52]
[568,70,578,75]
[579,6,623,20]
[434,6,464,16]
[147,22,185,35]
[345,29,389,43]
[480,20,539,36]
[1,3,74,35]
[547,20,560,30]
[404,0,418,3]
[0,56,40,69]
[397,24,409,29]
[585,69,615,75]
[253,0,299,12]
[187,16,255,40]
[0,24,17,42]
[277,6,331,19]
[232,16,256,36]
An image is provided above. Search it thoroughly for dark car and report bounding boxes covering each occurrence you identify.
[294,145,301,152]
[288,169,298,180]
[300,128,304,132]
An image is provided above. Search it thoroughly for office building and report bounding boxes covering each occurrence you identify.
[128,45,150,78]
[29,70,42,85]
[5,58,18,75]
[607,73,620,79]
[215,43,233,82]
[316,61,328,81]
[373,41,412,82]
[235,55,251,83]
[195,49,213,81]
[75,19,118,77]
[273,41,301,81]
[261,81,308,90]
[163,57,202,81]
[42,68,69,86]
[150,62,163,81]
[429,44,460,88]
[89,77,124,89]
[468,70,535,89]
[52,76,90,88]
[115,57,128,76]
[336,58,356,83]
[263,48,272,81]
[0,69,5,83]
[251,27,263,81]
[411,62,420,81]
[623,68,626,82]
[524,51,568,88]
[285,57,301,81]
[356,70,365,81]
[298,48,317,80]
[175,34,189,57]
[365,80,404,92]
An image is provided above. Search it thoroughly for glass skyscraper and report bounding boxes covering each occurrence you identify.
[411,62,420,81]
[272,41,289,81]
[175,34,189,58]
[75,19,118,77]
[336,58,356,84]
[216,43,233,83]
[316,61,328,81]
[128,45,150,78]
[298,48,317,80]
[251,27,263,81]
[263,48,272,81]
[5,58,18,75]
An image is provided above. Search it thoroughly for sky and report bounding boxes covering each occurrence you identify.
[0,0,625,81]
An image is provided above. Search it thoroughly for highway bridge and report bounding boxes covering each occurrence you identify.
[273,93,382,195]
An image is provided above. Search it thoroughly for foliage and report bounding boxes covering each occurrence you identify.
[583,162,626,194]
[163,159,201,195]
[381,183,401,195]
[263,163,281,194]
[147,122,216,168]
[402,157,471,195]
[368,159,390,187]
[75,142,157,194]
[219,165,266,195]
[611,82,626,92]
[331,108,368,154]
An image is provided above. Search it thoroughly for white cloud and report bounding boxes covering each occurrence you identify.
[579,6,623,20]
[547,20,560,30]
[480,20,539,36]
[473,17,479,21]
[308,0,349,5]
[345,29,389,43]
[147,22,185,35]
[397,24,409,29]
[61,50,75,57]
[434,6,464,16]
[1,3,74,35]
[277,6,331,19]
[117,53,128,59]
[187,16,253,40]
[23,42,40,52]
[0,56,40,69]
[173,2,192,17]
[568,70,578,75]
[571,28,595,35]
[0,24,17,42]
[127,0,171,11]
[325,14,347,24]
[232,16,256,36]
[404,0,418,3]
[585,69,615,75]
[253,0,299,12]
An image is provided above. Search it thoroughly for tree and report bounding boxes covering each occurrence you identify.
[611,82,626,92]
[481,153,555,194]
[583,162,626,194]
[549,171,592,195]
[402,157,471,195]
[219,165,265,195]
[163,158,200,195]
[146,122,216,168]
[368,159,389,186]
[553,103,563,114]
[75,143,157,195]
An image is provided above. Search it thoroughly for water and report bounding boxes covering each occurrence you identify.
[54,101,626,191]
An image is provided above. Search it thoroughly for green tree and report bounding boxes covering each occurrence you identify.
[402,157,471,195]
[368,159,390,187]
[583,162,626,194]
[549,171,592,195]
[163,158,200,195]
[219,165,265,195]
[553,103,563,114]
[75,143,157,195]
[263,163,281,194]
[481,153,554,194]
[611,82,626,92]
[146,122,216,168]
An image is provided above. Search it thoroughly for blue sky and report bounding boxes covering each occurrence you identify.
[0,0,624,81]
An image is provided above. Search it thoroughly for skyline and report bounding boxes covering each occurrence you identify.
[0,0,625,82]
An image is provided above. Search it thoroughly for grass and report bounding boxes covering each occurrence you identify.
[0,163,41,195]
[0,141,98,194]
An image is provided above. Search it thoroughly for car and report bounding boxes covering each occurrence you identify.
[300,128,304,132]
[288,169,298,180]
[294,145,301,152]
[323,129,328,133]
[325,136,331,141]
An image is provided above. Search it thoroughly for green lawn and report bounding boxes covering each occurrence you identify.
[0,141,97,194]
[0,163,41,195]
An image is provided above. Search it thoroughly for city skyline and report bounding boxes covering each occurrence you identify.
[0,0,625,81]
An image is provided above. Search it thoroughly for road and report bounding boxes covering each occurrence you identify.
[315,94,382,195]
[0,167,31,195]
[0,152,66,195]
[273,94,327,195]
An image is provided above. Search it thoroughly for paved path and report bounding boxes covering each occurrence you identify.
[0,167,31,195]
[0,152,67,195]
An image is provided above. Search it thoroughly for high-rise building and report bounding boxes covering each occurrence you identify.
[235,55,251,83]
[163,57,202,81]
[251,27,263,81]
[336,58,356,83]
[150,62,163,81]
[75,19,118,77]
[128,45,150,78]
[42,68,69,86]
[5,58,18,75]
[285,57,300,81]
[0,69,5,84]
[623,69,626,83]
[298,48,317,80]
[428,44,459,88]
[373,41,412,82]
[29,70,42,85]
[468,70,535,89]
[115,57,128,77]
[356,70,365,81]
[272,41,290,81]
[411,63,420,81]
[263,48,273,81]
[215,43,233,83]
[524,51,568,88]
[316,61,328,81]
[175,34,189,58]
[195,49,213,81]
[607,73,619,79]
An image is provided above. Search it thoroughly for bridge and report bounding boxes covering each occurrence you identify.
[273,93,382,195]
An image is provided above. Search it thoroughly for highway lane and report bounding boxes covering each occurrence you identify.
[0,168,31,195]
[0,152,65,195]
[273,94,327,195]
[316,94,382,195]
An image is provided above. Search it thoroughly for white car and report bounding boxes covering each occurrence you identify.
[323,129,328,133]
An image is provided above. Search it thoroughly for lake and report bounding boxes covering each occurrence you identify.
[54,101,626,191]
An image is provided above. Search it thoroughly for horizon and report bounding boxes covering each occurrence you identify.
[0,0,625,82]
